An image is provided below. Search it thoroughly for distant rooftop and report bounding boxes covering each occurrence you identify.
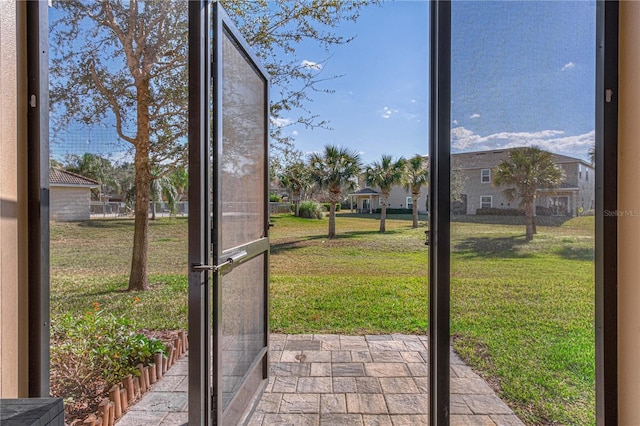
[49,168,100,187]
[349,187,380,195]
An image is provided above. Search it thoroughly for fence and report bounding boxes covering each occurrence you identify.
[90,202,189,218]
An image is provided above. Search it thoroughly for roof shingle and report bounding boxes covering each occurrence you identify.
[49,168,100,186]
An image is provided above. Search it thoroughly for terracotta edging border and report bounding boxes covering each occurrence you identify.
[81,330,188,426]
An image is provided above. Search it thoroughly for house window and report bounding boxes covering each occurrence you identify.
[481,168,491,183]
[406,196,413,209]
[480,195,492,209]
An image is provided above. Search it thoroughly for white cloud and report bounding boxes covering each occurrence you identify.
[562,62,576,71]
[470,113,481,119]
[411,99,417,103]
[452,119,459,125]
[291,130,299,137]
[270,116,292,127]
[451,126,594,159]
[380,106,398,119]
[301,60,322,71]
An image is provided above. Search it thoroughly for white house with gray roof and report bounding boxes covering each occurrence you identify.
[49,168,100,221]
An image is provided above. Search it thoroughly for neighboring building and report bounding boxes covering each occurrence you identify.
[451,149,595,216]
[349,182,429,214]
[49,168,99,221]
[358,149,595,217]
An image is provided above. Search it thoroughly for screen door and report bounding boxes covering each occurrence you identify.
[189,2,270,424]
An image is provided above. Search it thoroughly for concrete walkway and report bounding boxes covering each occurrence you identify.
[118,334,525,425]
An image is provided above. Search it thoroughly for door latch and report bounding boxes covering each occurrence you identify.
[191,250,248,272]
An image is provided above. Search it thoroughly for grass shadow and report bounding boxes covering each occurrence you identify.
[453,235,532,258]
[555,245,595,261]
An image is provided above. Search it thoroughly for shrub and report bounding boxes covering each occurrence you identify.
[373,208,412,214]
[298,200,325,219]
[475,207,524,216]
[50,302,165,402]
[270,193,283,202]
[321,202,341,212]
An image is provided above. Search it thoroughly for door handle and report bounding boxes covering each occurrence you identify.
[191,250,248,272]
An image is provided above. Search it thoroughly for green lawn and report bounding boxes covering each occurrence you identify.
[50,212,595,425]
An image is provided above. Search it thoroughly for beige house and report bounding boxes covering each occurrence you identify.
[451,149,595,216]
[49,168,99,221]
[359,149,594,217]
[349,182,429,214]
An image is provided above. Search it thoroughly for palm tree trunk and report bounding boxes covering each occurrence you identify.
[328,201,336,238]
[524,202,534,241]
[412,192,419,228]
[380,201,387,233]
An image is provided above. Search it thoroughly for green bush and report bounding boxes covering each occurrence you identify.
[476,207,524,216]
[50,303,165,401]
[321,203,341,212]
[298,200,325,219]
[373,208,412,214]
[270,193,283,202]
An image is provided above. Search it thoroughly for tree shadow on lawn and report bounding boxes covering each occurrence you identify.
[452,214,570,227]
[453,235,532,258]
[270,228,405,254]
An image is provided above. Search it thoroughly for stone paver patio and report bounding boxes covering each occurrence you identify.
[118,334,524,425]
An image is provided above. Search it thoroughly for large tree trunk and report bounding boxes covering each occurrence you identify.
[128,150,151,291]
[128,79,152,291]
[524,202,534,241]
[412,191,420,228]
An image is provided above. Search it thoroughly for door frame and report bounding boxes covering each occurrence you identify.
[20,1,619,424]
[187,2,270,424]
[187,1,212,424]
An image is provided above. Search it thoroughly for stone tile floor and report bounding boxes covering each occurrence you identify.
[118,334,524,425]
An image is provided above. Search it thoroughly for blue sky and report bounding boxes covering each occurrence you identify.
[279,0,596,165]
[50,1,596,166]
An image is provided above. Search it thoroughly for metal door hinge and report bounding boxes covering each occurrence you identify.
[605,89,614,103]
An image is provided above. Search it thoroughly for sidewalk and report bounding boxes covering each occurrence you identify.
[118,334,525,425]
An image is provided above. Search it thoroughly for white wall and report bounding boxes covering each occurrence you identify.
[50,186,92,221]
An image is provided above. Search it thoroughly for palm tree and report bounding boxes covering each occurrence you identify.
[279,161,312,216]
[493,147,564,241]
[365,155,407,233]
[309,145,362,238]
[588,145,595,165]
[402,155,429,228]
[150,169,180,220]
